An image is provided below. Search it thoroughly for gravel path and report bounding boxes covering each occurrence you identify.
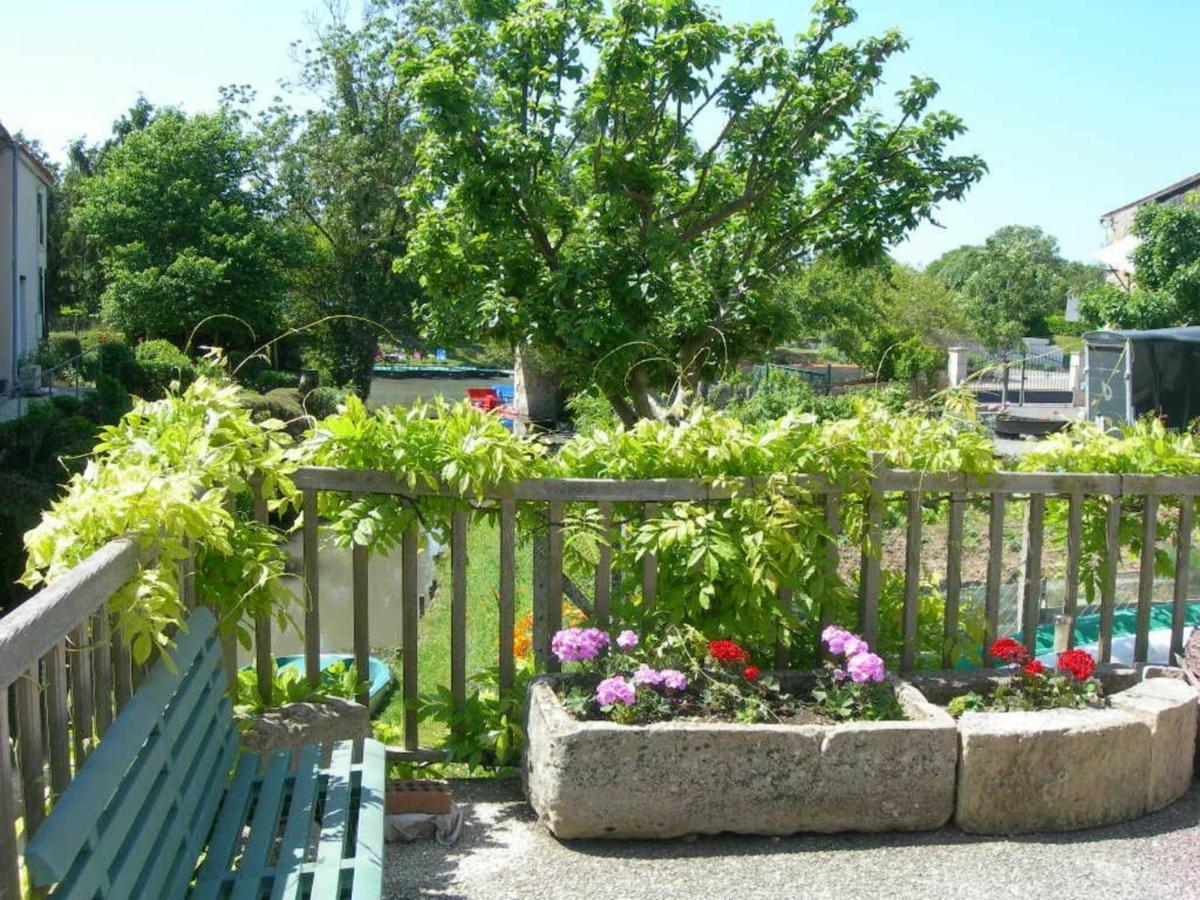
[383,779,1200,899]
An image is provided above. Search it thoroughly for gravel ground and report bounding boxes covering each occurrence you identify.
[383,779,1200,900]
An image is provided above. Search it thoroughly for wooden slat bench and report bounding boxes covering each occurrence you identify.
[23,608,386,899]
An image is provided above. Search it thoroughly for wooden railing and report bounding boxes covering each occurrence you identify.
[2,464,1198,897]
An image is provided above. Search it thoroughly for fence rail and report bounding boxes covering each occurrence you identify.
[2,464,1198,897]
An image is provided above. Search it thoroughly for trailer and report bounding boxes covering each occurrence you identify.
[1083,327,1200,428]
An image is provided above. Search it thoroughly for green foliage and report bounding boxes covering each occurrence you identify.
[788,256,963,384]
[299,395,544,551]
[1044,315,1095,338]
[93,339,141,391]
[71,108,301,351]
[811,675,904,721]
[134,339,196,397]
[408,664,530,771]
[21,371,297,663]
[401,0,985,421]
[1130,197,1200,321]
[301,386,351,420]
[872,570,985,669]
[929,226,1103,350]
[947,671,1101,717]
[1019,419,1200,603]
[260,2,443,395]
[239,367,299,394]
[721,370,910,426]
[1079,282,1178,331]
[234,658,369,716]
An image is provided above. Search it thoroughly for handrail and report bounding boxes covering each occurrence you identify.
[0,539,137,691]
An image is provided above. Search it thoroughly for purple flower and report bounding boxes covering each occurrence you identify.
[659,669,688,691]
[551,627,611,662]
[595,675,636,707]
[616,630,639,651]
[842,636,869,658]
[846,652,886,684]
[832,668,849,682]
[631,664,664,686]
[821,625,853,655]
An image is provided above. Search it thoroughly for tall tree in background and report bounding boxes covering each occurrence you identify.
[71,108,300,351]
[929,225,1101,350]
[264,1,447,395]
[400,0,985,423]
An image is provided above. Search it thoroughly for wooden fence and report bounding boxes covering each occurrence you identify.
[1,464,1198,897]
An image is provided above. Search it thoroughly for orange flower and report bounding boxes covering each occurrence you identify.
[513,614,533,658]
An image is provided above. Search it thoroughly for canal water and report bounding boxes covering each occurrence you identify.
[265,373,512,658]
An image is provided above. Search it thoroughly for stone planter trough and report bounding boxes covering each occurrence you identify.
[954,677,1197,834]
[523,674,957,839]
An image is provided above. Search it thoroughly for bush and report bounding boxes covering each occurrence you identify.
[302,386,351,420]
[134,339,196,397]
[239,388,308,438]
[83,375,133,423]
[1044,315,1095,338]
[241,367,300,394]
[45,333,83,367]
[91,339,141,390]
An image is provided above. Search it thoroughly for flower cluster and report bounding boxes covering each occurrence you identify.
[948,638,1102,717]
[708,639,751,666]
[821,626,886,684]
[551,627,610,662]
[812,625,902,720]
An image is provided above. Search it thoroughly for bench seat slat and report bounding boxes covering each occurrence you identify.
[231,749,293,900]
[192,751,261,899]
[352,739,387,899]
[163,728,240,898]
[310,741,356,898]
[270,743,322,900]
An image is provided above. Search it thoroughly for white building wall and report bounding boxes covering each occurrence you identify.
[0,145,50,390]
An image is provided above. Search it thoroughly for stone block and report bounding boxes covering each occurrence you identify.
[955,707,1150,834]
[238,698,370,757]
[523,678,956,839]
[1111,678,1198,811]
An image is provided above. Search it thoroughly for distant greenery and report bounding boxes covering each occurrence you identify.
[721,369,909,425]
[928,225,1103,349]
[402,0,984,423]
[70,106,302,351]
[786,255,961,385]
[1081,196,1200,329]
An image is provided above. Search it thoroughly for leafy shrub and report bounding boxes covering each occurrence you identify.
[1079,283,1178,331]
[134,339,196,397]
[45,333,83,367]
[239,388,309,438]
[565,387,621,434]
[720,369,909,425]
[1044,315,1094,338]
[93,339,141,391]
[83,374,133,422]
[241,367,300,394]
[302,386,351,420]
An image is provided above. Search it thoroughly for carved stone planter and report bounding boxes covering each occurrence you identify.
[523,676,957,839]
[954,678,1197,834]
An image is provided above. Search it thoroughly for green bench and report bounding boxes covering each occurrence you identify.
[24,608,386,899]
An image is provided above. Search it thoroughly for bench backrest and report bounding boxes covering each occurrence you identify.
[25,607,237,898]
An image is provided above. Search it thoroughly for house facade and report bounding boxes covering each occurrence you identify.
[0,120,54,392]
[1098,171,1200,287]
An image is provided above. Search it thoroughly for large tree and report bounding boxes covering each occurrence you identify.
[263,1,450,395]
[929,225,1101,351]
[71,107,300,351]
[399,0,985,423]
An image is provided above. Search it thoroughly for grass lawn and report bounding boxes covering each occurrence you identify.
[375,518,533,747]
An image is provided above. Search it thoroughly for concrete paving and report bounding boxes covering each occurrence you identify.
[383,778,1200,900]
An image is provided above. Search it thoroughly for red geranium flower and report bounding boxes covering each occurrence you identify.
[743,665,761,682]
[708,639,750,666]
[1022,659,1046,677]
[1057,648,1096,682]
[990,637,1029,665]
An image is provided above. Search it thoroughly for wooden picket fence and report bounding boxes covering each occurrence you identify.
[1,464,1198,897]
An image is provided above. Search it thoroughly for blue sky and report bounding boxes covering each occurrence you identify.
[3,0,1199,267]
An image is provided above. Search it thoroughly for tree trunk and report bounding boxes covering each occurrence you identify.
[514,344,562,432]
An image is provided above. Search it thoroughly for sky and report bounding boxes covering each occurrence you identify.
[3,0,1199,268]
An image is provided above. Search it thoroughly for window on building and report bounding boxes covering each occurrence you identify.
[36,192,44,245]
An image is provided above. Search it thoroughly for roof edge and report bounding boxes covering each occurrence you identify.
[1100,171,1200,221]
